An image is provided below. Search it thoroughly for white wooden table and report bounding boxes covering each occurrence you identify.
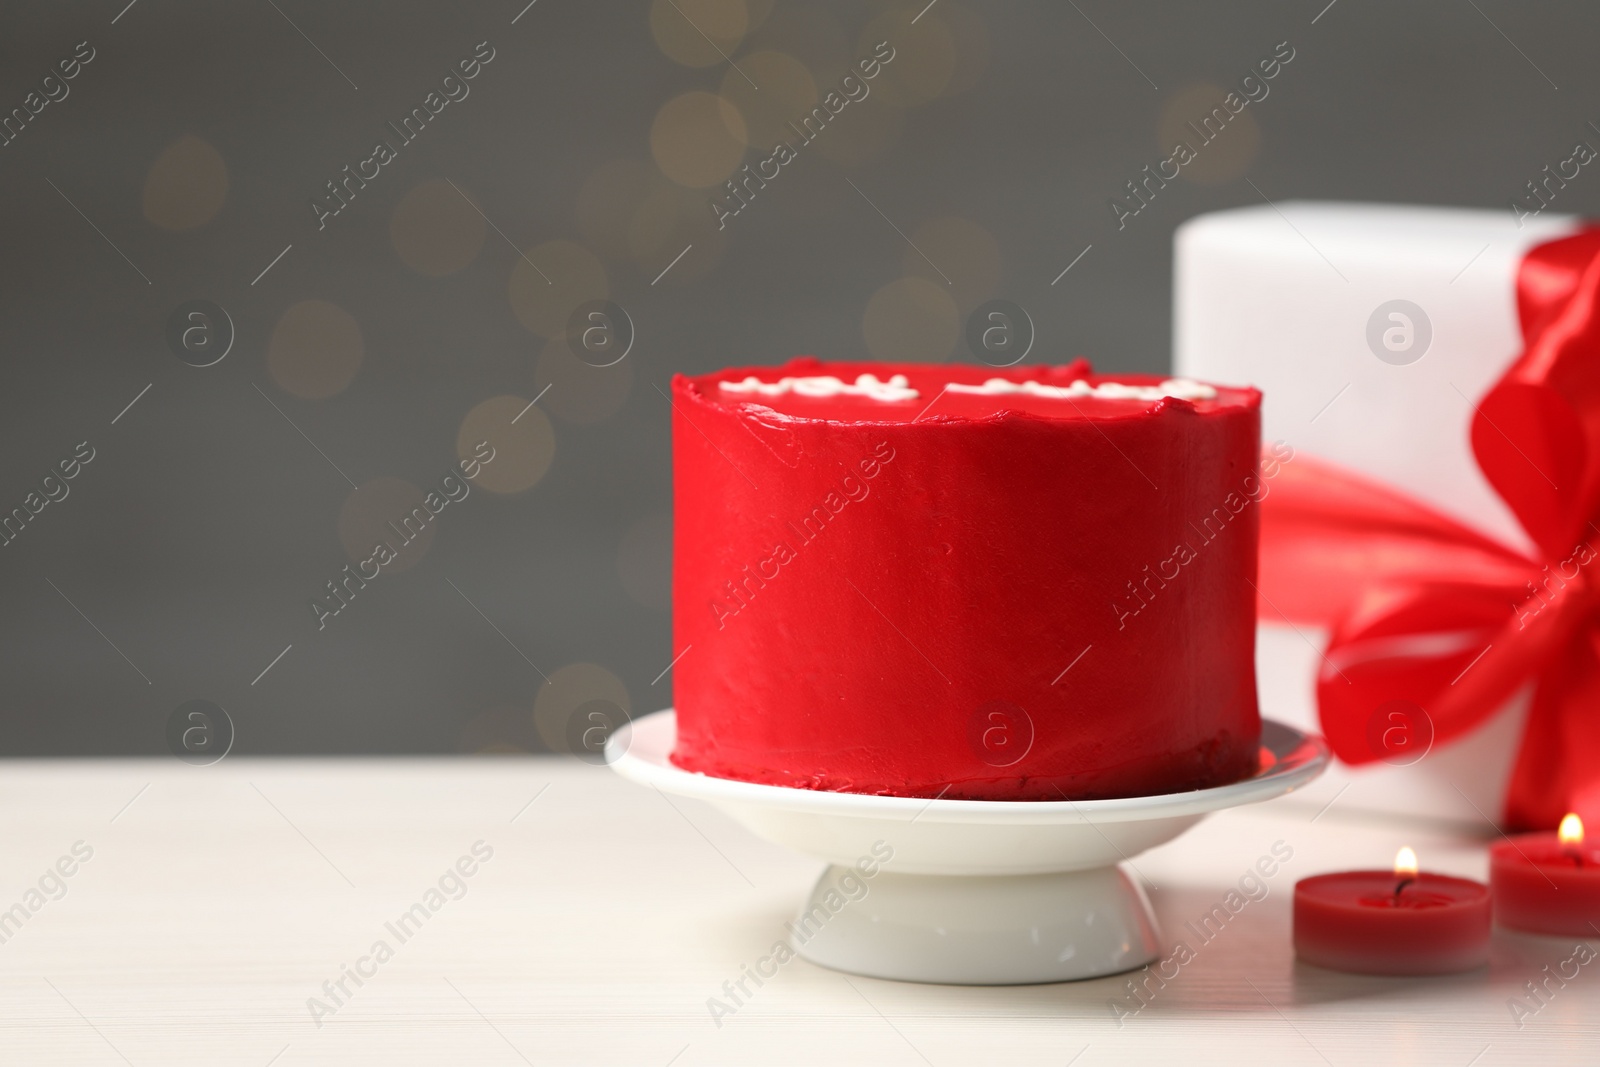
[1,758,1594,1065]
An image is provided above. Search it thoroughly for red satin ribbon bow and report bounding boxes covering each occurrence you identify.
[1259,229,1600,830]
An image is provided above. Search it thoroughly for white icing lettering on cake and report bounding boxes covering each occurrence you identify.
[945,377,1218,402]
[719,374,920,402]
[717,374,1218,404]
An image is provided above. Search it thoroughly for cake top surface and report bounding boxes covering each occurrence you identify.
[680,358,1258,424]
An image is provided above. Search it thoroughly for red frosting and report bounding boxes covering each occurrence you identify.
[670,358,1263,800]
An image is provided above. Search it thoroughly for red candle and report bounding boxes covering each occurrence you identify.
[1294,848,1490,975]
[1490,814,1600,936]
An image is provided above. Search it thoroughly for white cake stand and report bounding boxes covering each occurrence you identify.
[608,710,1327,985]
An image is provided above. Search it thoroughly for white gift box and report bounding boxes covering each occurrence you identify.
[1173,201,1583,826]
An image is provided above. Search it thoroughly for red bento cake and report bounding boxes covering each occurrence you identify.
[669,357,1264,801]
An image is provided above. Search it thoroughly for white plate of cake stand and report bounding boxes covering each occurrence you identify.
[608,709,1328,985]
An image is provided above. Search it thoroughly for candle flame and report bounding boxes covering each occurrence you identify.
[1559,813,1585,847]
[1394,846,1419,879]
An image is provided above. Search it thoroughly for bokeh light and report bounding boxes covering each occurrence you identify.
[627,182,727,283]
[719,51,817,150]
[650,91,748,189]
[649,0,749,68]
[337,477,434,574]
[576,161,726,281]
[390,178,487,276]
[142,134,228,230]
[747,5,848,72]
[858,10,957,108]
[863,276,959,362]
[267,299,363,400]
[903,216,1001,314]
[532,661,633,755]
[743,0,773,31]
[1156,83,1261,185]
[629,183,689,264]
[507,239,608,338]
[456,395,556,495]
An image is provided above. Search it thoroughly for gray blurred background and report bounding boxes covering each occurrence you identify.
[4,0,1599,755]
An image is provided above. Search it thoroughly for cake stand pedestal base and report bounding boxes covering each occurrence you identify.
[793,864,1160,985]
[610,710,1327,986]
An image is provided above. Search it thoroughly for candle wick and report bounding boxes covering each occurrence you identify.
[1394,877,1414,898]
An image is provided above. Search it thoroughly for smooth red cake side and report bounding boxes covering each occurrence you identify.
[670,358,1263,800]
